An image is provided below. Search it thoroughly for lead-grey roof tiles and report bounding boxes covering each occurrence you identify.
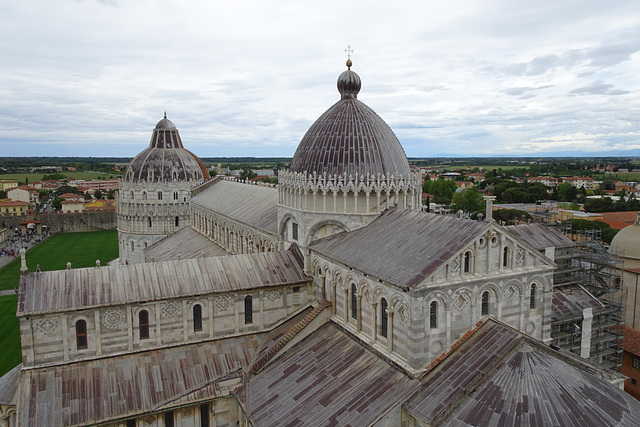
[289,98,411,178]
[242,322,420,427]
[310,208,491,288]
[18,335,263,427]
[505,223,575,250]
[144,226,228,262]
[405,320,640,426]
[18,247,308,315]
[190,179,278,235]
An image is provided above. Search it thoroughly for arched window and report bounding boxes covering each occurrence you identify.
[193,304,202,332]
[148,217,152,228]
[244,296,253,324]
[130,241,134,252]
[143,191,147,200]
[130,191,134,199]
[76,319,87,350]
[158,191,163,200]
[292,223,299,241]
[175,216,179,227]
[351,283,358,320]
[381,298,389,338]
[139,310,149,339]
[173,191,178,200]
[481,291,489,316]
[530,284,537,309]
[503,247,509,267]
[464,251,471,273]
[430,301,438,329]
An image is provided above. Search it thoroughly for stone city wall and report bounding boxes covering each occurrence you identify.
[0,211,116,234]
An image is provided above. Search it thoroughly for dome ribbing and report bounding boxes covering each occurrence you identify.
[123,115,210,183]
[290,61,410,178]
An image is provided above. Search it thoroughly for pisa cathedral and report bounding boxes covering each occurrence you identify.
[2,60,640,426]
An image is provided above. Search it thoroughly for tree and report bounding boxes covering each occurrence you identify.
[52,197,63,210]
[428,179,458,204]
[493,209,532,224]
[556,182,578,202]
[106,189,116,199]
[94,189,103,200]
[238,169,257,181]
[42,173,67,181]
[84,191,92,201]
[452,187,484,214]
[54,185,80,196]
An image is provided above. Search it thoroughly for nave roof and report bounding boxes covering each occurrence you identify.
[18,246,308,316]
[190,178,278,235]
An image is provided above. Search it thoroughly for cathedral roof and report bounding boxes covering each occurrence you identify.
[505,223,575,251]
[240,322,420,426]
[17,247,307,316]
[144,226,228,262]
[190,178,279,235]
[122,114,210,184]
[289,60,411,178]
[17,334,263,427]
[309,208,493,288]
[406,319,640,426]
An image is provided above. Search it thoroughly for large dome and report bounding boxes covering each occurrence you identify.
[610,213,640,260]
[289,61,411,178]
[123,114,210,183]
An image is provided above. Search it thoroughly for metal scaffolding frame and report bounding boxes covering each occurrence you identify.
[551,222,624,371]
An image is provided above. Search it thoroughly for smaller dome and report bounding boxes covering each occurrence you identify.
[337,60,361,100]
[610,213,640,260]
[123,114,209,183]
[155,112,176,130]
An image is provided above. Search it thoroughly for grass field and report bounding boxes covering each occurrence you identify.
[0,295,21,377]
[0,170,122,184]
[0,230,119,377]
[0,230,119,290]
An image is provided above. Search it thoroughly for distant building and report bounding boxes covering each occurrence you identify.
[0,180,18,191]
[60,200,84,214]
[0,200,31,216]
[563,176,597,190]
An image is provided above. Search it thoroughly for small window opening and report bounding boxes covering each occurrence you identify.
[244,296,253,324]
[530,284,537,309]
[481,291,489,316]
[381,298,388,338]
[351,283,357,320]
[139,310,149,339]
[430,301,438,329]
[193,304,202,332]
[76,319,87,350]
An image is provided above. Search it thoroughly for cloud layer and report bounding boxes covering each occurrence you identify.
[1,0,639,157]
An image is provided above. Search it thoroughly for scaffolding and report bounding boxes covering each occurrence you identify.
[551,223,624,371]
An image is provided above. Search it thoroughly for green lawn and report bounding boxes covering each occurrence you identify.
[0,295,21,377]
[0,230,119,290]
[0,230,119,377]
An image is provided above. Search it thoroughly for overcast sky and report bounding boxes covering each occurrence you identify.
[1,0,639,158]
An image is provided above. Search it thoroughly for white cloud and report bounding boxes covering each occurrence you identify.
[1,0,639,157]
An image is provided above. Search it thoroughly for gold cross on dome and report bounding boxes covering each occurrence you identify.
[344,45,354,60]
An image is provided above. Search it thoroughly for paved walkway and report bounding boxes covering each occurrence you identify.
[0,289,16,296]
